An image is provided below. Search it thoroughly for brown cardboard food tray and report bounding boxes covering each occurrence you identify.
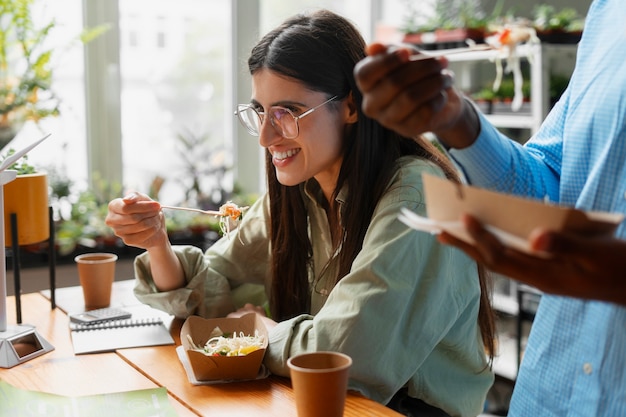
[180,313,268,381]
[419,173,624,254]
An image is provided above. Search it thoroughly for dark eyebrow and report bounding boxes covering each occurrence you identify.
[250,98,307,109]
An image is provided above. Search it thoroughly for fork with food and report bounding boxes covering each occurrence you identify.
[161,201,249,236]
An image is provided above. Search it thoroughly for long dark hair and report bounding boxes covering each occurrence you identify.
[247,9,494,359]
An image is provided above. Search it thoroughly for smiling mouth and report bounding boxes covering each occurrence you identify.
[273,148,301,161]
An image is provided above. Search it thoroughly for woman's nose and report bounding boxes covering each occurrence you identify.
[258,117,282,147]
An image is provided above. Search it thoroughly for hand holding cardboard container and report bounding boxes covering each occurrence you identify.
[399,174,624,257]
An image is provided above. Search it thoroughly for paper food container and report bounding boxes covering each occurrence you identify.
[180,313,268,381]
[401,174,624,256]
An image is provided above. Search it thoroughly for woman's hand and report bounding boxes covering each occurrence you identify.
[106,192,185,291]
[228,303,277,331]
[438,214,626,306]
[354,42,480,149]
[105,192,168,251]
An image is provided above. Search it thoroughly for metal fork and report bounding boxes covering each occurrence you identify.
[160,205,222,216]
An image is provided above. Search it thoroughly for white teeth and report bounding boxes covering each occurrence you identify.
[273,148,300,160]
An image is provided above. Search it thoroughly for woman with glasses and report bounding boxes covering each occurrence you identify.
[106,9,494,417]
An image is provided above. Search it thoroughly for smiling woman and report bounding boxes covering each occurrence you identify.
[105,9,496,417]
[253,76,350,193]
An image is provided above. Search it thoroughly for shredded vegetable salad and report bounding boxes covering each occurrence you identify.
[217,201,249,237]
[187,327,265,357]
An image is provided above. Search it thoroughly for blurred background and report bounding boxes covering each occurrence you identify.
[3,0,591,208]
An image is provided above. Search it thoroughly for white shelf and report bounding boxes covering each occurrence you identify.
[445,43,578,135]
[443,43,539,63]
[486,114,538,130]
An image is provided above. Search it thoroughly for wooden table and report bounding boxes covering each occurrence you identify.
[1,283,402,417]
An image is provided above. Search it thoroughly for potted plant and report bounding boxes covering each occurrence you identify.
[401,0,492,49]
[0,0,108,149]
[532,5,585,44]
[52,173,123,256]
[471,76,531,115]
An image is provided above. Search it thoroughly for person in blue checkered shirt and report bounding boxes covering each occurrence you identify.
[354,0,626,415]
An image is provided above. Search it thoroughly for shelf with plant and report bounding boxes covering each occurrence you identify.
[470,76,531,114]
[49,177,258,263]
[532,4,585,44]
[3,125,259,266]
[400,1,586,50]
[52,173,123,256]
[470,70,571,116]
[401,0,501,49]
[11,160,259,267]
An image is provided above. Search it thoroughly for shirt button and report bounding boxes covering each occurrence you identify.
[583,363,593,375]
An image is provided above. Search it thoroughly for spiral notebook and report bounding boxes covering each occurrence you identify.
[70,317,175,355]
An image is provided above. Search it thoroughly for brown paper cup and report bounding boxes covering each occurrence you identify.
[287,351,352,417]
[74,253,118,310]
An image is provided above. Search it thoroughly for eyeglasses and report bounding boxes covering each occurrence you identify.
[235,95,338,139]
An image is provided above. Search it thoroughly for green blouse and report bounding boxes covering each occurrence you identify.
[133,156,493,416]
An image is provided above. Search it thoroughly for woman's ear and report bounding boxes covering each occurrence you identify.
[343,91,358,125]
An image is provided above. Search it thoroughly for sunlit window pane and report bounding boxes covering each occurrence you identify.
[118,0,230,207]
[4,0,88,192]
[261,0,372,41]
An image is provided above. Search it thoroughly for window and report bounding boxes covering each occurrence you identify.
[118,0,230,207]
[7,0,90,196]
[156,16,167,49]
[8,1,409,209]
[260,0,373,39]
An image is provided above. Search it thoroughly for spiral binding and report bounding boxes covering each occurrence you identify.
[70,317,164,332]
